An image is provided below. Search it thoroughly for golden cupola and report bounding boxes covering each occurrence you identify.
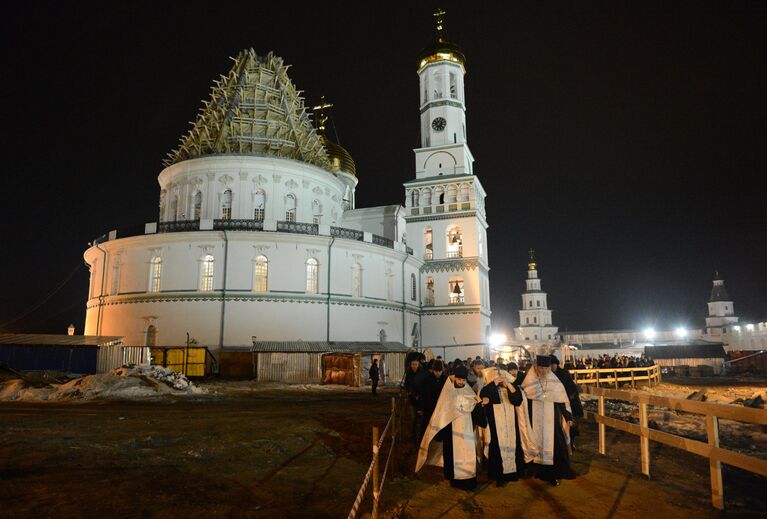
[417,8,466,73]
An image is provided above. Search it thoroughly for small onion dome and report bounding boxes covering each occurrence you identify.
[321,135,356,176]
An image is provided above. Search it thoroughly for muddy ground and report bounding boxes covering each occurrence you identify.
[0,384,765,518]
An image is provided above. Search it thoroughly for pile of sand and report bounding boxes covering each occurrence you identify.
[0,365,205,402]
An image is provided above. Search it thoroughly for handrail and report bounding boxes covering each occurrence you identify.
[347,398,398,519]
[583,385,767,510]
[570,365,661,388]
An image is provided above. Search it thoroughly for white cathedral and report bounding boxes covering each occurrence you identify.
[83,12,492,362]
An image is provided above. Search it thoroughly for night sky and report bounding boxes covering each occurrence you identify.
[2,1,765,336]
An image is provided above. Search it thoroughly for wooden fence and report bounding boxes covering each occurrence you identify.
[571,365,661,388]
[582,385,767,510]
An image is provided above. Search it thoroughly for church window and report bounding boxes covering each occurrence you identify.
[411,273,417,301]
[534,334,538,340]
[537,300,541,307]
[254,189,265,221]
[306,258,319,294]
[459,184,470,202]
[312,200,322,225]
[221,189,232,220]
[529,301,533,308]
[169,195,179,222]
[192,192,202,220]
[526,317,529,324]
[411,190,419,207]
[425,277,435,306]
[147,256,162,293]
[88,262,97,299]
[145,325,157,347]
[434,186,445,204]
[449,72,457,99]
[447,185,457,203]
[110,260,121,296]
[422,188,432,206]
[352,263,363,298]
[285,194,297,222]
[253,255,268,292]
[159,191,167,221]
[548,335,552,340]
[534,317,537,324]
[424,228,433,260]
[200,254,215,291]
[449,279,464,305]
[446,227,462,258]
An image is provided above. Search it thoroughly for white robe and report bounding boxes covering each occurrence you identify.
[415,377,480,480]
[518,367,571,465]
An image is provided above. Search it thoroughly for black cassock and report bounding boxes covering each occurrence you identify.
[480,382,525,482]
[434,400,486,489]
[514,371,576,482]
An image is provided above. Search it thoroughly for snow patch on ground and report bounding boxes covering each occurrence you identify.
[0,365,205,402]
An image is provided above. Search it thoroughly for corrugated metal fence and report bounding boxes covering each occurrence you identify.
[257,352,323,384]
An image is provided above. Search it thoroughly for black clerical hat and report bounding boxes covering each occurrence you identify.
[536,355,551,366]
[453,365,469,378]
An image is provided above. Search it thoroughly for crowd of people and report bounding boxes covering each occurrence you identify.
[400,353,584,489]
[568,353,654,370]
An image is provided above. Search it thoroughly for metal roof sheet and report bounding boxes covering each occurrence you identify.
[645,343,726,359]
[0,334,123,347]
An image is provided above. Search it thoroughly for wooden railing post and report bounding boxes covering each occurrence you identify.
[372,426,380,519]
[391,397,397,479]
[706,415,724,510]
[614,369,619,389]
[631,369,636,389]
[598,394,606,455]
[596,369,600,388]
[639,402,650,478]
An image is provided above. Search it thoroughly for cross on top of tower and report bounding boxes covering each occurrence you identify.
[312,95,334,134]
[433,8,447,42]
[528,248,537,271]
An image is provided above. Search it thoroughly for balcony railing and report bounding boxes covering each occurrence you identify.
[330,226,364,241]
[276,221,318,235]
[214,219,264,231]
[158,220,200,233]
[372,235,394,248]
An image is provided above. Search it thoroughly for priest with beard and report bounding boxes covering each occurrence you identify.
[416,364,486,490]
[478,367,537,486]
[514,355,577,486]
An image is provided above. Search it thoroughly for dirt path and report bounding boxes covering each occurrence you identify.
[0,387,764,518]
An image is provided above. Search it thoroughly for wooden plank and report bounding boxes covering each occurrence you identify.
[639,402,650,477]
[583,386,767,425]
[707,415,724,510]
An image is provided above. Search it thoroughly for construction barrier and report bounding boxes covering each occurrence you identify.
[571,364,661,388]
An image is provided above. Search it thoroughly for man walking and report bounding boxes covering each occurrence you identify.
[369,358,380,396]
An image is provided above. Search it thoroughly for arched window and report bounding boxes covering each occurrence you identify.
[435,186,445,205]
[306,258,319,294]
[446,227,463,258]
[447,184,457,203]
[192,191,202,220]
[411,190,419,207]
[169,195,179,222]
[425,277,435,306]
[148,256,162,293]
[449,279,464,305]
[424,227,433,260]
[145,325,157,347]
[200,254,215,291]
[421,188,432,206]
[110,260,121,296]
[534,316,538,324]
[411,273,417,301]
[221,189,232,220]
[253,189,266,221]
[253,255,268,292]
[312,200,322,225]
[285,194,297,222]
[351,262,363,297]
[459,184,470,202]
[449,72,457,99]
[379,329,387,342]
[526,317,530,324]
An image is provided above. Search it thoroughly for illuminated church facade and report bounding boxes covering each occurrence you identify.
[83,12,492,361]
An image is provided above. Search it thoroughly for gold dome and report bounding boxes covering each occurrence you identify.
[417,8,466,72]
[321,135,356,176]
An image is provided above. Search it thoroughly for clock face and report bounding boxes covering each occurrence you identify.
[431,117,447,132]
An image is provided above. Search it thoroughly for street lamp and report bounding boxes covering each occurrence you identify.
[643,328,656,341]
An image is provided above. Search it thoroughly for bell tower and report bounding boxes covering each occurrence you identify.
[405,8,491,359]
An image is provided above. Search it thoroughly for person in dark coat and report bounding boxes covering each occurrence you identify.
[403,355,427,441]
[417,360,447,437]
[369,358,380,396]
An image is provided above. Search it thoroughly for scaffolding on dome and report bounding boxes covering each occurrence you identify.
[165,49,331,170]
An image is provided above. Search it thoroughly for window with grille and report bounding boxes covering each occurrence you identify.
[221,189,232,220]
[446,227,463,258]
[306,258,319,294]
[200,254,215,291]
[254,190,265,221]
[192,192,202,220]
[286,194,297,222]
[424,228,433,260]
[148,256,162,293]
[253,255,268,292]
[352,263,362,297]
